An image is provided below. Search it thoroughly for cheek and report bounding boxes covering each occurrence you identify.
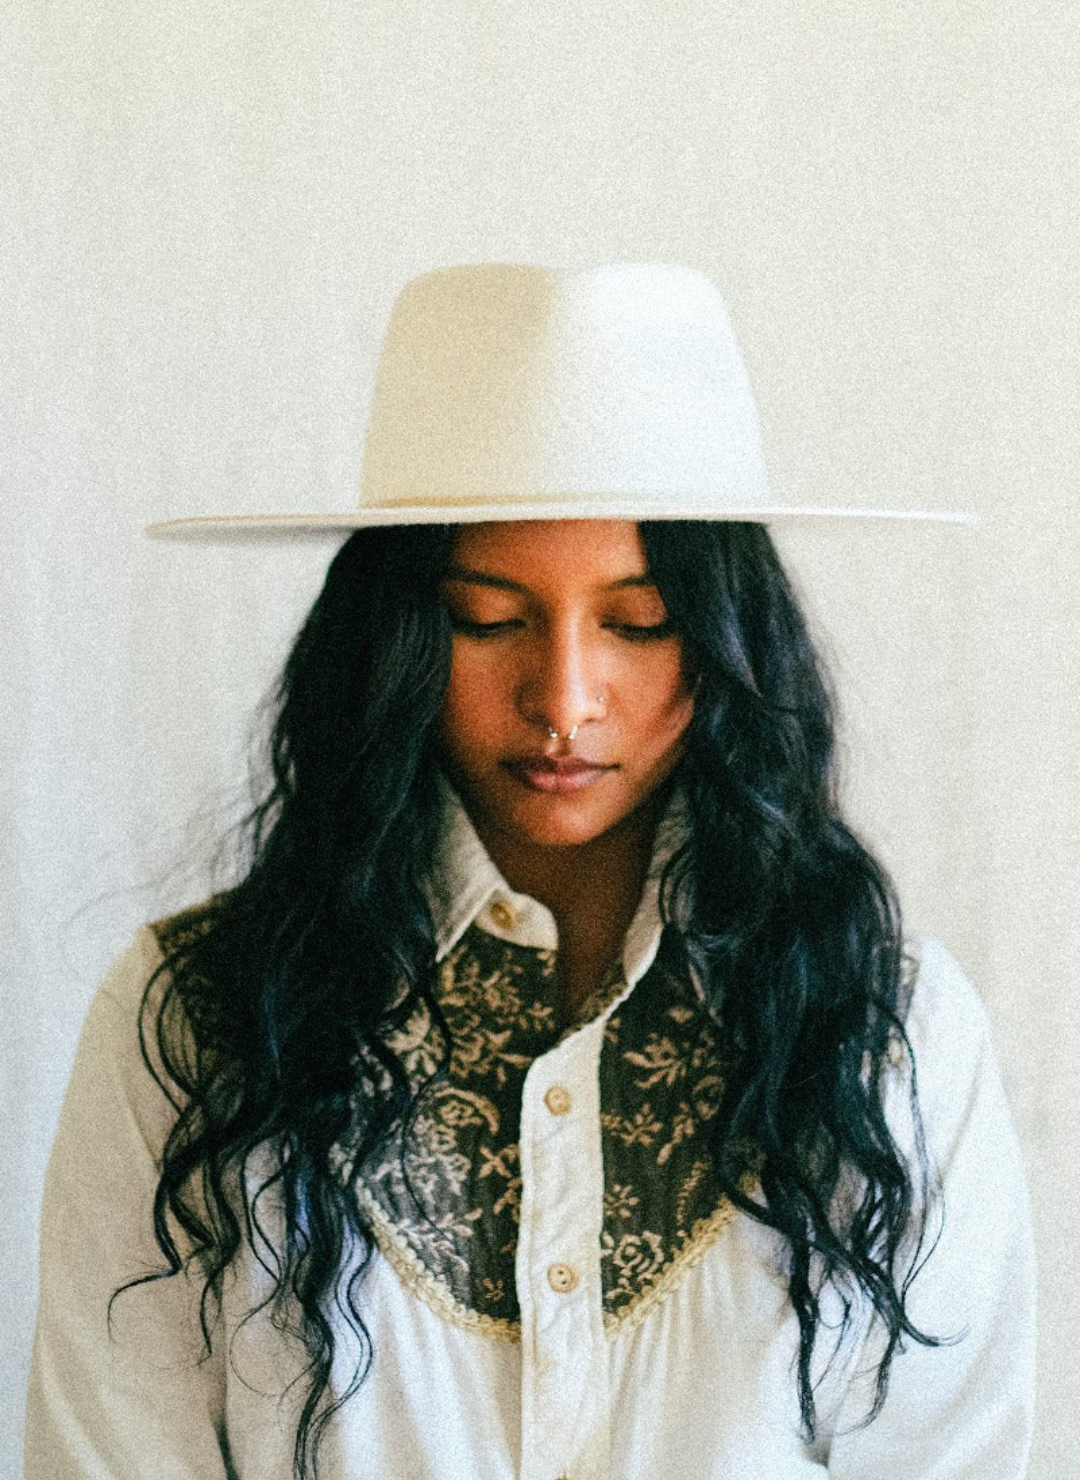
[642,661,695,747]
[437,652,506,765]
[437,681,473,768]
[653,698,694,769]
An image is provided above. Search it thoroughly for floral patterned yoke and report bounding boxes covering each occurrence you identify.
[352,922,747,1338]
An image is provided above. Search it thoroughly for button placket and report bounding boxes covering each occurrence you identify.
[516,1021,610,1480]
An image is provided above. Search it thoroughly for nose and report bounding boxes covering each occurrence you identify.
[517,623,607,741]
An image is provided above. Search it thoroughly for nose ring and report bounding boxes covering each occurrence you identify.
[547,724,580,743]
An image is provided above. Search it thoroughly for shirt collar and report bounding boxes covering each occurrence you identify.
[426,774,690,990]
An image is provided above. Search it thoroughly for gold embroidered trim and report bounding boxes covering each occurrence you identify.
[359,1182,759,1344]
[602,1172,758,1335]
[357,1184,522,1343]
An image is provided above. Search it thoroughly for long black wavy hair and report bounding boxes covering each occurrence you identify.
[131,521,937,1477]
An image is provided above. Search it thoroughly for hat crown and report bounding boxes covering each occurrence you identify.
[360,261,770,514]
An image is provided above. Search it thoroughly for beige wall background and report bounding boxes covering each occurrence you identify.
[4,1,1075,1473]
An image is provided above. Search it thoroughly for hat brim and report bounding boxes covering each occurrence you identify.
[146,500,976,538]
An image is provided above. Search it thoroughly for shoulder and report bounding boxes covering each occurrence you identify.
[896,936,1021,1179]
[93,923,167,1021]
[902,936,992,1052]
[86,897,229,1092]
[88,896,225,1026]
[91,894,226,1015]
[149,895,227,959]
[901,936,995,1078]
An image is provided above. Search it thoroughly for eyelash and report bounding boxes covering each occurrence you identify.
[448,617,677,642]
[610,620,677,643]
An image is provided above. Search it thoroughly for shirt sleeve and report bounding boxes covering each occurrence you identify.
[823,937,1036,1480]
[25,929,235,1480]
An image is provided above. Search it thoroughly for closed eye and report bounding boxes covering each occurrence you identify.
[448,616,525,638]
[449,616,678,641]
[607,620,678,642]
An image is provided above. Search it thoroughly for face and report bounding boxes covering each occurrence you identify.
[437,520,694,864]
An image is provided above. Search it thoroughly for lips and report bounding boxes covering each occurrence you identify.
[502,755,615,794]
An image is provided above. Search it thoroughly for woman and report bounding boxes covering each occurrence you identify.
[27,264,1035,1480]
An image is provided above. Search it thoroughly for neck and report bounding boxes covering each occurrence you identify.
[474,792,666,1017]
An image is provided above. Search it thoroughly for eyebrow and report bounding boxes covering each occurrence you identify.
[442,564,657,594]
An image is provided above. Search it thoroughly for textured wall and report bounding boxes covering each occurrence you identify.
[5,2,1075,1473]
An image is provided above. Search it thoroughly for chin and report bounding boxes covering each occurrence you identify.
[503,783,659,849]
[495,803,609,851]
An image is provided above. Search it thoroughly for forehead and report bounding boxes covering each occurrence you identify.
[446,519,650,585]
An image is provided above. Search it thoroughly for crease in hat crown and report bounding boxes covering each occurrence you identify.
[147,260,975,534]
[360,261,769,513]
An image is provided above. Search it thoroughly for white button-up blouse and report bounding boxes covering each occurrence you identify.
[26,798,1036,1479]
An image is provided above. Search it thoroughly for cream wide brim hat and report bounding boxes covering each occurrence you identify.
[147,262,972,536]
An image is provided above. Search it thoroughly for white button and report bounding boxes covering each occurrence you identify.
[489,899,516,931]
[547,1262,578,1294]
[544,1084,572,1116]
